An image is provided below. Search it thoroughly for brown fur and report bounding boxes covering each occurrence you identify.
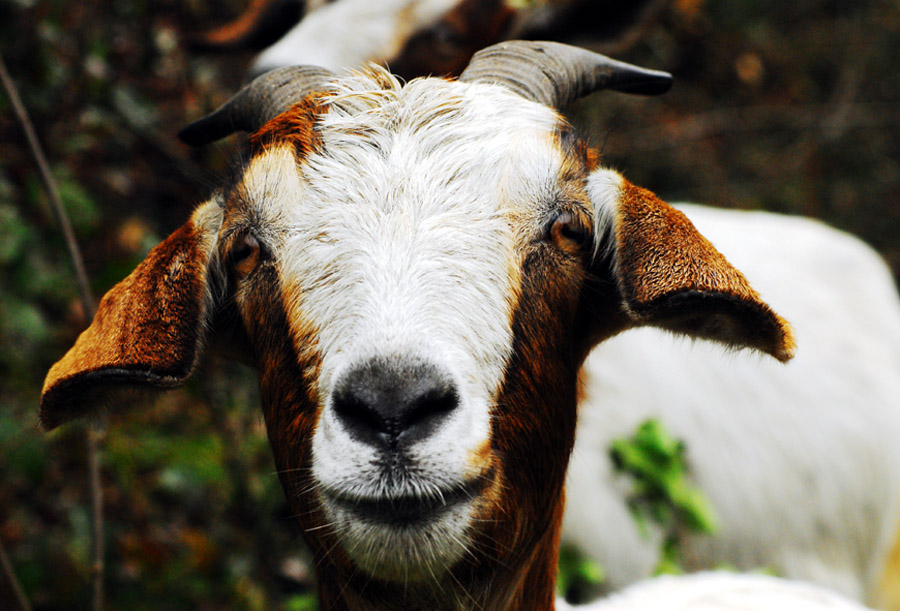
[612,180,796,361]
[40,205,221,430]
[249,94,330,161]
[468,239,586,609]
[192,0,306,51]
[389,0,515,79]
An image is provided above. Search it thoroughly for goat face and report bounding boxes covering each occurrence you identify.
[218,77,603,584]
[41,43,794,607]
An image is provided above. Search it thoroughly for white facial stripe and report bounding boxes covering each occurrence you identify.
[189,198,225,330]
[274,73,564,407]
[585,167,624,261]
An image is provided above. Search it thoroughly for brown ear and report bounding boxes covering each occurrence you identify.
[40,201,224,430]
[587,169,796,362]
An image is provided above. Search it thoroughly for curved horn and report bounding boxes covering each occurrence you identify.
[178,65,336,146]
[458,41,672,109]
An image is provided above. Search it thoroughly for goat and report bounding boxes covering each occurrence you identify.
[41,41,875,609]
[565,204,900,607]
[559,571,874,611]
[194,0,660,79]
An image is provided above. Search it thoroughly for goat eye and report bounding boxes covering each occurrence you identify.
[231,233,261,275]
[548,211,590,251]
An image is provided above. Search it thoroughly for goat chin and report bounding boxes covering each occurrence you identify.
[557,572,874,610]
[564,204,900,603]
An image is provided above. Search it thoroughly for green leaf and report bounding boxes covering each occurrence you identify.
[0,203,31,263]
[0,296,52,347]
[56,174,100,233]
[653,540,685,576]
[284,593,320,611]
[557,543,606,601]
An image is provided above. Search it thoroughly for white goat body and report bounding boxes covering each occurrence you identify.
[559,572,873,610]
[250,0,460,75]
[564,204,900,605]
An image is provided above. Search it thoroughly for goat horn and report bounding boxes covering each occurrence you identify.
[178,65,336,146]
[458,41,672,109]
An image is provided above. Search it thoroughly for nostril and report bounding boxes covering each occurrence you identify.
[332,392,392,445]
[331,357,459,449]
[401,386,459,444]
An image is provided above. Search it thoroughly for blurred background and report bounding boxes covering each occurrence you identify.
[1,0,898,608]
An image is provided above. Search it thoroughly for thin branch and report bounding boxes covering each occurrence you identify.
[87,426,105,611]
[0,55,96,317]
[0,54,105,611]
[0,537,31,611]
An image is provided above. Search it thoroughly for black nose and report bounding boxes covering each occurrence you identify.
[331,357,459,449]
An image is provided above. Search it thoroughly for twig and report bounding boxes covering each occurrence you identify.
[87,426,105,611]
[0,537,31,611]
[0,54,105,611]
[0,55,95,317]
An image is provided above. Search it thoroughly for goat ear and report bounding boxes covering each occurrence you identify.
[39,201,224,430]
[586,169,796,362]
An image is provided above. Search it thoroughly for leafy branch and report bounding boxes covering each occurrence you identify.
[610,419,717,575]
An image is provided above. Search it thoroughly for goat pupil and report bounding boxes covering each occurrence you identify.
[233,234,259,262]
[561,221,585,243]
[551,211,587,246]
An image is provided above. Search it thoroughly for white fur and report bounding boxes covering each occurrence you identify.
[251,0,460,76]
[557,572,873,610]
[190,198,226,329]
[585,167,623,260]
[563,203,900,604]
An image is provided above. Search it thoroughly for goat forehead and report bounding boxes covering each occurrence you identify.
[239,76,568,223]
[242,73,567,216]
[238,77,568,398]
[305,75,566,209]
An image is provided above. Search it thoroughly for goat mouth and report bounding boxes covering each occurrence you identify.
[325,478,487,527]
